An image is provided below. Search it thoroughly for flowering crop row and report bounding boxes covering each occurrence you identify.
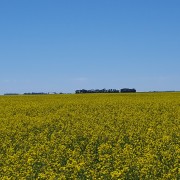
[0,93,179,179]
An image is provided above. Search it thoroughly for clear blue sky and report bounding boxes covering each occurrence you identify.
[0,0,180,94]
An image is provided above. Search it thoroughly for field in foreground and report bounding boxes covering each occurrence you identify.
[0,93,179,179]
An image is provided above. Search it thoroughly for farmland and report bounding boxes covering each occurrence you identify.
[0,93,179,179]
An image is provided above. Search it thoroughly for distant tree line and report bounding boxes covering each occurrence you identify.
[3,92,63,95]
[3,88,137,95]
[23,92,63,95]
[24,92,48,95]
[75,88,136,94]
[4,93,20,95]
[120,88,136,93]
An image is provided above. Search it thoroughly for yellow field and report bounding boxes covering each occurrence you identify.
[0,93,179,179]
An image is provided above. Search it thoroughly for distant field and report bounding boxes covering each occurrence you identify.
[0,93,179,179]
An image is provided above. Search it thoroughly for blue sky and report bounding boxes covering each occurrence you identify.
[0,0,180,94]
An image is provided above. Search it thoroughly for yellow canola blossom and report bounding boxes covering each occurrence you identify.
[0,93,179,179]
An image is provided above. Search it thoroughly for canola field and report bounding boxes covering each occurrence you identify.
[0,93,179,179]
